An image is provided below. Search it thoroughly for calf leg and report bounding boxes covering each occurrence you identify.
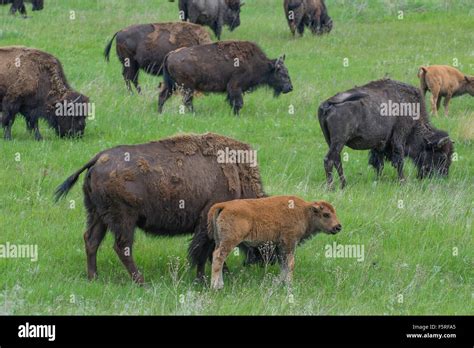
[429,86,440,116]
[211,242,235,290]
[83,217,107,281]
[110,222,144,284]
[324,142,346,189]
[279,242,296,284]
[443,93,452,117]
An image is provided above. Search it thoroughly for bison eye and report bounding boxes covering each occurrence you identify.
[323,213,330,218]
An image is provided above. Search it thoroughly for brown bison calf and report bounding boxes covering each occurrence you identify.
[208,196,342,289]
[418,65,474,116]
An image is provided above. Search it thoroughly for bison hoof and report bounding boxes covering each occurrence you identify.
[87,272,98,281]
[211,280,224,290]
[132,273,145,285]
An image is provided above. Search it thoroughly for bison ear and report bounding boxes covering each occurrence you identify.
[311,202,324,214]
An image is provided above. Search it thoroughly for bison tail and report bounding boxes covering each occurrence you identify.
[162,54,176,90]
[104,32,118,62]
[207,206,223,240]
[54,154,101,202]
[318,103,332,145]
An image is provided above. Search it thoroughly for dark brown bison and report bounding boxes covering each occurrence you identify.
[284,0,332,36]
[104,22,212,93]
[0,0,43,17]
[0,46,89,140]
[177,0,243,40]
[158,41,293,115]
[318,79,454,189]
[55,132,267,283]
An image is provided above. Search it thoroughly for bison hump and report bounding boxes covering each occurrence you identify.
[327,91,368,105]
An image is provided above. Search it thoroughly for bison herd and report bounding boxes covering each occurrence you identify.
[1,1,471,288]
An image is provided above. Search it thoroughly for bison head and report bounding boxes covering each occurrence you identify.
[224,0,243,31]
[268,55,293,96]
[54,92,89,138]
[417,132,454,179]
[310,201,342,235]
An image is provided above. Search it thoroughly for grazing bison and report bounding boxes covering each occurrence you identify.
[177,0,243,40]
[0,46,89,140]
[283,0,333,36]
[208,196,341,289]
[0,0,43,17]
[55,132,267,283]
[158,41,293,115]
[104,22,212,93]
[418,65,474,117]
[318,79,454,189]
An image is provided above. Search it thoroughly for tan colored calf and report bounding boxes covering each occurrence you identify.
[418,65,474,116]
[207,196,342,289]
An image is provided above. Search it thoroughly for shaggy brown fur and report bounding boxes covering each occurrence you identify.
[207,196,341,289]
[158,40,293,114]
[104,22,212,93]
[284,0,333,36]
[418,65,474,116]
[55,132,266,284]
[0,46,88,140]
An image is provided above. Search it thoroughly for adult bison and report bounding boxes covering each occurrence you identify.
[0,0,43,17]
[0,46,89,140]
[158,41,293,115]
[284,0,332,36]
[55,132,266,283]
[177,0,243,40]
[318,79,454,189]
[104,22,212,93]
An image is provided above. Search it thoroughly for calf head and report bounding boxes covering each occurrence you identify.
[224,0,243,31]
[417,131,454,178]
[54,92,89,138]
[310,201,342,235]
[462,76,474,96]
[268,55,293,96]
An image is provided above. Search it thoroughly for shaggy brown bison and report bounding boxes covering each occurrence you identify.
[158,41,293,115]
[318,79,454,189]
[418,65,474,116]
[104,22,212,93]
[284,0,332,36]
[177,0,243,40]
[0,0,43,17]
[55,132,267,283]
[0,46,89,140]
[208,196,341,289]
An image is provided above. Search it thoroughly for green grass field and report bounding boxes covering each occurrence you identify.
[0,0,472,315]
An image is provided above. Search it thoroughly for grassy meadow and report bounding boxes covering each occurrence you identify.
[0,0,472,315]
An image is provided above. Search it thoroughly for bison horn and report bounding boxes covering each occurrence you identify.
[436,137,450,148]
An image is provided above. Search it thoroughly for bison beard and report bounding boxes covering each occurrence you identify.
[54,133,268,284]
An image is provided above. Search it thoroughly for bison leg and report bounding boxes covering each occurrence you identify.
[227,85,244,115]
[158,85,173,114]
[391,144,406,182]
[1,100,19,141]
[189,219,216,281]
[211,242,234,290]
[297,20,305,36]
[111,224,144,284]
[212,20,223,40]
[324,142,346,189]
[23,109,43,141]
[122,60,141,94]
[83,217,107,281]
[369,150,384,178]
[182,89,194,112]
